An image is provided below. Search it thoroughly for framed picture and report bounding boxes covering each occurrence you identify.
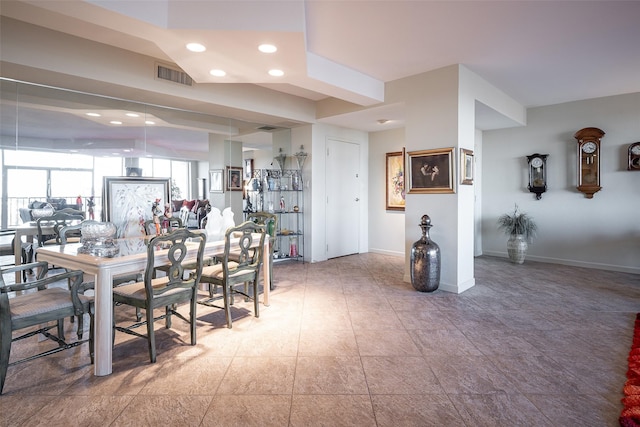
[385,150,405,210]
[227,166,243,191]
[102,176,170,238]
[209,169,223,193]
[461,148,474,185]
[407,147,455,194]
[244,158,254,180]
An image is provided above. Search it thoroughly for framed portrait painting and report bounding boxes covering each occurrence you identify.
[209,169,223,193]
[227,166,243,191]
[407,147,456,194]
[461,148,474,185]
[385,150,405,210]
[102,176,170,238]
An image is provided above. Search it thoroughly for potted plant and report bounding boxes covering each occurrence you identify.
[497,204,538,264]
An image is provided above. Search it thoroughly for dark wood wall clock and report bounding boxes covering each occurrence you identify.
[574,127,605,199]
[628,142,640,171]
[526,153,548,200]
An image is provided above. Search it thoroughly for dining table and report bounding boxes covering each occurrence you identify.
[36,232,270,376]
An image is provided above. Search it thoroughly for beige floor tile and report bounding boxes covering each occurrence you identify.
[298,328,359,356]
[202,394,292,427]
[371,394,464,426]
[217,356,296,395]
[293,356,367,394]
[289,395,376,427]
[110,395,212,427]
[354,329,421,356]
[361,356,444,395]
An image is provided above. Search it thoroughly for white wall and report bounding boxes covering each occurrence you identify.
[482,92,640,274]
[368,127,405,256]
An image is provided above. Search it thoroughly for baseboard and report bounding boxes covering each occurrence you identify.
[368,248,404,258]
[482,250,640,275]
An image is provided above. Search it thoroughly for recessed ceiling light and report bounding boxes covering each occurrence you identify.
[258,44,277,53]
[111,153,119,155]
[110,121,122,125]
[186,43,206,52]
[86,112,101,117]
[126,113,139,118]
[123,149,131,153]
[210,69,226,77]
[145,120,155,125]
[70,149,78,153]
[377,119,390,124]
[268,69,284,77]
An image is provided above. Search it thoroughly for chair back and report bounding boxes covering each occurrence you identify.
[221,220,266,281]
[246,212,278,239]
[144,228,206,300]
[36,211,85,246]
[143,216,183,236]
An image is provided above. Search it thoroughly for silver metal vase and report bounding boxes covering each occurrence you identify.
[410,215,441,292]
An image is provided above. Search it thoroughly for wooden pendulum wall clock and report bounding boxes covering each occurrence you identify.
[574,127,605,199]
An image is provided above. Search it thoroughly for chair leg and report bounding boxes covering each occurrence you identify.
[0,317,12,395]
[253,279,260,318]
[57,319,65,341]
[190,292,197,345]
[89,312,95,364]
[222,284,232,329]
[147,308,157,363]
[77,314,85,340]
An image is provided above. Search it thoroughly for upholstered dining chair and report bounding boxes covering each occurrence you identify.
[197,220,266,329]
[112,228,206,363]
[0,262,94,394]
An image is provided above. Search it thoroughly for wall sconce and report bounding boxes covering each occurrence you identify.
[527,153,548,200]
[274,148,287,174]
[294,145,308,170]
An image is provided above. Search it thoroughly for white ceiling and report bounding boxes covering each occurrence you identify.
[1,0,639,154]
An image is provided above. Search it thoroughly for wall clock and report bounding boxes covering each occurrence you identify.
[628,142,640,171]
[526,153,548,200]
[574,127,605,199]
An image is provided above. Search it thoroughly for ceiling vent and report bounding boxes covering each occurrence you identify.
[156,63,193,86]
[257,125,278,132]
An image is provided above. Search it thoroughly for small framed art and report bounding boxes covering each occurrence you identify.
[227,166,243,191]
[209,169,223,193]
[460,148,474,185]
[385,150,405,210]
[407,147,455,194]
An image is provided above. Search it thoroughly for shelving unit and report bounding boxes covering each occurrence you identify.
[244,168,304,262]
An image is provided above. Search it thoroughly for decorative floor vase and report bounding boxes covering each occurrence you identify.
[410,215,440,292]
[507,234,528,264]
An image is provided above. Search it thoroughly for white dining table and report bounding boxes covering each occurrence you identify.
[37,234,270,376]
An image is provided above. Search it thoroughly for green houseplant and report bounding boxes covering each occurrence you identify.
[497,204,537,264]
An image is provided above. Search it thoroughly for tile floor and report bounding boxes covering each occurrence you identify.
[1,254,639,426]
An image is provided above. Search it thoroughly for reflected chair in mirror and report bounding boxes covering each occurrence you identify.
[112,228,206,363]
[197,221,266,329]
[0,229,33,281]
[36,211,85,248]
[245,212,277,291]
[143,216,183,236]
[0,262,94,394]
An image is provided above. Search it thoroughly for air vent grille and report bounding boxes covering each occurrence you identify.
[257,125,278,131]
[156,64,193,86]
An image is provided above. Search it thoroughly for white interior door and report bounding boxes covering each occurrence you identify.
[326,139,360,258]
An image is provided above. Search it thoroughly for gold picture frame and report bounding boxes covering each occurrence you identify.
[385,149,405,210]
[461,148,474,185]
[226,166,243,191]
[407,147,455,194]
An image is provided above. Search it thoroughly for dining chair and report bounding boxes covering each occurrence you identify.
[0,262,94,394]
[197,220,266,329]
[112,228,206,363]
[245,212,277,291]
